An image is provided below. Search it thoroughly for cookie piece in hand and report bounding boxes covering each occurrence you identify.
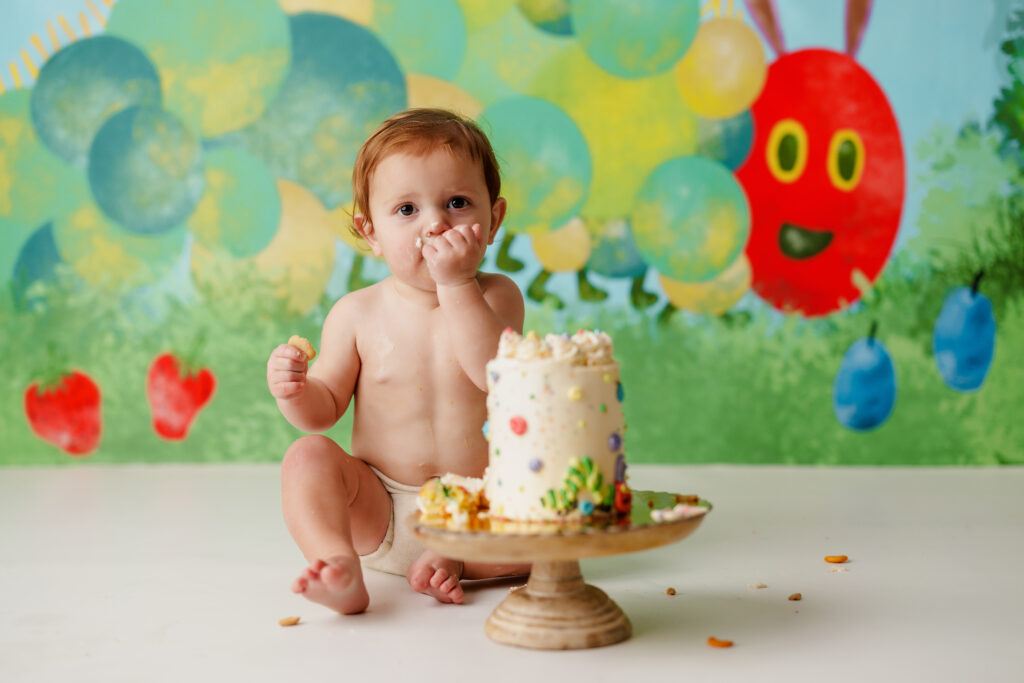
[288,335,317,361]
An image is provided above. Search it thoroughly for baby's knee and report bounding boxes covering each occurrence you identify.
[282,434,339,472]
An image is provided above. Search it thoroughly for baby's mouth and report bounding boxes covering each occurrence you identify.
[778,223,833,260]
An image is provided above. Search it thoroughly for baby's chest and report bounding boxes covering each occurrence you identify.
[358,324,465,389]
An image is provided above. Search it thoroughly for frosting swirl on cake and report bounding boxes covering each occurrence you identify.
[496,328,613,366]
[571,329,614,365]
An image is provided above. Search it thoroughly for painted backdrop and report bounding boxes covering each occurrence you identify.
[1,0,1021,465]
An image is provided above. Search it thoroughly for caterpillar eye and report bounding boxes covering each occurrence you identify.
[766,118,808,184]
[828,129,865,192]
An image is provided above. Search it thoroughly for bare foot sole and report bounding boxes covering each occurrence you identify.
[291,556,370,615]
[407,551,465,604]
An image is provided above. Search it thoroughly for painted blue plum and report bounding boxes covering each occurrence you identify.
[933,275,996,392]
[833,326,896,432]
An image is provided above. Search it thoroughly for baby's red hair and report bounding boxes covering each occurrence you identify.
[351,108,501,230]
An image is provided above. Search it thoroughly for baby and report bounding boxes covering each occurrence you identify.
[266,108,529,614]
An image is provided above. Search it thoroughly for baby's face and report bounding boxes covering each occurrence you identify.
[363,148,502,291]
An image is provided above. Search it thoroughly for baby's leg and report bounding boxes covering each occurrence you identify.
[281,435,391,614]
[407,553,530,604]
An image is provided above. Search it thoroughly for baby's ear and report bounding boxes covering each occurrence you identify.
[353,214,383,257]
[487,197,508,245]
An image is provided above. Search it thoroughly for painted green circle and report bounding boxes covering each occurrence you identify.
[480,97,591,236]
[570,0,699,78]
[371,0,466,80]
[105,0,290,138]
[187,147,280,258]
[631,156,749,281]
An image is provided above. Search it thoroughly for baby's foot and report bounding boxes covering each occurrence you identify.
[291,556,369,615]
[407,551,465,604]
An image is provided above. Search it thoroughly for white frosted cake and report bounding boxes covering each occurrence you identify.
[483,329,630,523]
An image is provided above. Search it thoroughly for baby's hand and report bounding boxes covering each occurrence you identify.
[267,344,310,400]
[422,223,485,286]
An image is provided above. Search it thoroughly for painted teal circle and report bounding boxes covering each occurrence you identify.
[697,111,754,171]
[232,13,406,209]
[481,97,591,235]
[631,156,750,281]
[30,36,161,167]
[587,219,648,278]
[570,0,700,78]
[88,106,204,234]
[187,147,280,258]
[517,0,574,36]
[12,222,63,305]
[372,0,466,79]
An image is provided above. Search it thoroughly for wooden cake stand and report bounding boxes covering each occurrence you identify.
[409,491,710,650]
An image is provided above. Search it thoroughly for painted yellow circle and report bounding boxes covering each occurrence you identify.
[658,252,751,315]
[277,0,373,24]
[527,44,698,222]
[406,73,484,119]
[766,118,808,184]
[674,18,767,120]
[827,128,866,192]
[51,173,185,290]
[568,386,583,401]
[458,0,516,30]
[531,217,591,272]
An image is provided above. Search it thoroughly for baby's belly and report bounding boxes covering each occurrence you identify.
[351,409,488,486]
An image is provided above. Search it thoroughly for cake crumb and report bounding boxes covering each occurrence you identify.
[748,582,767,589]
[788,593,802,601]
[829,567,849,573]
[707,636,733,648]
[666,587,676,596]
[278,616,300,627]
[825,555,849,563]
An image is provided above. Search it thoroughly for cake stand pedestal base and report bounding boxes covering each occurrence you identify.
[484,560,631,650]
[411,490,710,651]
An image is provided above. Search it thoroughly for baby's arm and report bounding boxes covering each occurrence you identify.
[438,273,524,390]
[424,223,524,389]
[269,296,361,433]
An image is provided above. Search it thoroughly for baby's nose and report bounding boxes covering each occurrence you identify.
[425,220,449,237]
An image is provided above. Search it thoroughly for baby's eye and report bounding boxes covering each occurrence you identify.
[397,204,416,216]
[447,197,469,209]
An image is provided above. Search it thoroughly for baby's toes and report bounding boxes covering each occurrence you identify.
[441,576,464,603]
[292,576,309,594]
[430,568,450,589]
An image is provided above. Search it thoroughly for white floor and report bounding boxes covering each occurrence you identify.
[2,463,1022,682]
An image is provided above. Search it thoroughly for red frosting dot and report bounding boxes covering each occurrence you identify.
[510,416,527,435]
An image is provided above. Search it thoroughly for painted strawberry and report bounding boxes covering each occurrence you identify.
[24,370,102,456]
[146,352,216,441]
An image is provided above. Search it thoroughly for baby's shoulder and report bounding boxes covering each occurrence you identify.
[478,271,524,325]
[323,281,385,330]
[477,271,519,294]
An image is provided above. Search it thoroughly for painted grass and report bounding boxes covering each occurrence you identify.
[3,249,1021,466]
